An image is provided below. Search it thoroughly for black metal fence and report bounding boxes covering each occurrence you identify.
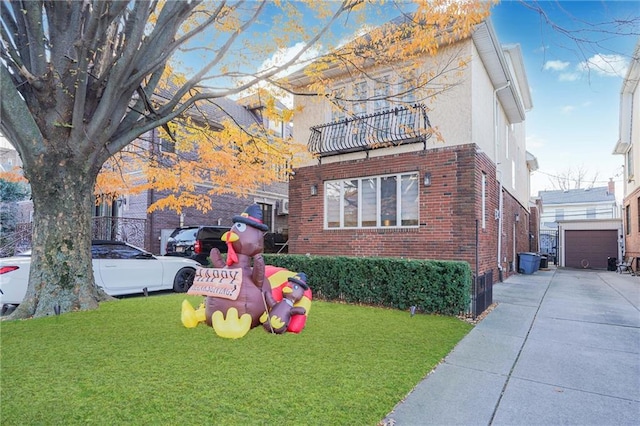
[539,229,559,265]
[0,217,147,257]
[472,270,493,319]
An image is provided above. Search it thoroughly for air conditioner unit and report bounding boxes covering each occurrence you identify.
[278,198,289,215]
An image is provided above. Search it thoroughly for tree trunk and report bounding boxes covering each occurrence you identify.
[8,155,114,320]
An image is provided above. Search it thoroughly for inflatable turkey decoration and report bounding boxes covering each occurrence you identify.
[181,204,312,338]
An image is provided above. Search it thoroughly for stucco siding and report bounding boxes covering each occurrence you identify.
[471,41,496,162]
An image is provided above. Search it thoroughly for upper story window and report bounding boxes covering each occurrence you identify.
[374,76,390,112]
[352,81,368,116]
[505,124,510,159]
[325,172,419,229]
[627,148,634,182]
[332,74,417,120]
[331,87,347,122]
[396,72,416,105]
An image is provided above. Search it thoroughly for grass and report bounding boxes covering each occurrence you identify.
[1,294,472,425]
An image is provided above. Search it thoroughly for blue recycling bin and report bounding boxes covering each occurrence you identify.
[519,252,538,274]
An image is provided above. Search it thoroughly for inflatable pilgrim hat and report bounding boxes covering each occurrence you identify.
[182,203,271,338]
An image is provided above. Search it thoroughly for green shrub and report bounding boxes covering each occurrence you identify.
[264,254,471,315]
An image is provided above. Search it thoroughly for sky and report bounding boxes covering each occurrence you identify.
[488,0,639,198]
[238,0,639,199]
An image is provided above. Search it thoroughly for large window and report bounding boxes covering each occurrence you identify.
[325,173,419,229]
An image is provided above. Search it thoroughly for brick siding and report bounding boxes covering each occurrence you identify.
[288,143,532,282]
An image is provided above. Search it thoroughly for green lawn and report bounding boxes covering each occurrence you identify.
[1,294,472,425]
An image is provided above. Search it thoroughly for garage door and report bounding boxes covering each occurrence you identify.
[565,230,618,269]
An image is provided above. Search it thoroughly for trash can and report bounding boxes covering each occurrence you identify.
[540,254,548,269]
[518,252,538,274]
[607,257,617,271]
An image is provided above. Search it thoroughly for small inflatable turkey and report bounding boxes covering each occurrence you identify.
[183,204,271,338]
[262,272,309,334]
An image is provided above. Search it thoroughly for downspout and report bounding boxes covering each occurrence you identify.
[494,81,511,279]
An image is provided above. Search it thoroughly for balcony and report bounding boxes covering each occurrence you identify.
[308,104,432,157]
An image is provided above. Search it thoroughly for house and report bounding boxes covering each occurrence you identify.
[105,94,294,255]
[0,131,21,173]
[2,95,293,256]
[538,184,621,269]
[613,39,640,268]
[285,19,536,282]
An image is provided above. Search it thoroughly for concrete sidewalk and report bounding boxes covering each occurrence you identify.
[383,268,640,425]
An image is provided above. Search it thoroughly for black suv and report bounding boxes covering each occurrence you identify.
[166,225,288,264]
[165,226,229,265]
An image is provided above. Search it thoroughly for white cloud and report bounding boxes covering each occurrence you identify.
[543,60,570,71]
[561,105,575,114]
[257,42,322,79]
[558,72,580,82]
[234,42,323,108]
[544,54,628,82]
[578,54,629,78]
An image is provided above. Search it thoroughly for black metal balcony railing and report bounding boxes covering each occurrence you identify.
[308,103,432,157]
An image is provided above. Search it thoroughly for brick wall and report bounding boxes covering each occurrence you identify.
[288,143,527,281]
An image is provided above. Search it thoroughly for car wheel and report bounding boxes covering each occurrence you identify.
[173,267,195,293]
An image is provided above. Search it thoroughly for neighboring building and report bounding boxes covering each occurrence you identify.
[0,131,22,173]
[106,95,294,254]
[3,95,293,256]
[538,184,621,268]
[286,19,536,282]
[539,184,618,229]
[613,39,640,266]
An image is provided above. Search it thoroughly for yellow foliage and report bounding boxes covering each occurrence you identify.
[0,169,27,183]
[92,0,492,214]
[95,103,309,214]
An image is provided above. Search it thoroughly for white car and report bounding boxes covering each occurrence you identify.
[0,240,200,309]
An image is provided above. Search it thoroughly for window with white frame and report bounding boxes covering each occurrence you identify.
[331,87,347,122]
[374,76,390,112]
[396,69,417,104]
[352,81,368,144]
[505,124,509,159]
[325,172,419,228]
[481,172,487,229]
[353,81,368,116]
[331,74,422,120]
[374,76,391,141]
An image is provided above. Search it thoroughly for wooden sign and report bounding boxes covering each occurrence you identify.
[188,268,243,300]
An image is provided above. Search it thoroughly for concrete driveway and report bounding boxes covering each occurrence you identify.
[383,267,640,425]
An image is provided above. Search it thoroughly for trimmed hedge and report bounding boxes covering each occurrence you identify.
[264,254,471,316]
